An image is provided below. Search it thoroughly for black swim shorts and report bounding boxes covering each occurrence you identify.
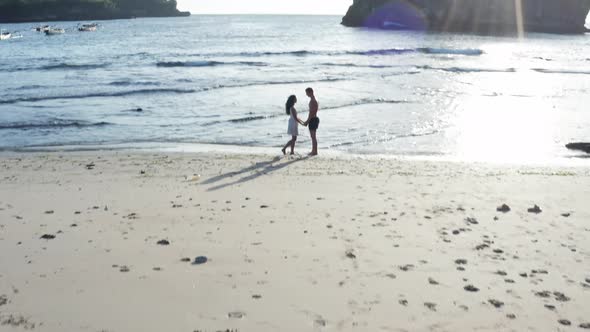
[309,117,320,130]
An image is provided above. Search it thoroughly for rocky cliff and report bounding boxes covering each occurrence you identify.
[0,0,190,23]
[342,0,590,34]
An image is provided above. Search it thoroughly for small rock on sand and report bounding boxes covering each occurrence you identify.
[428,277,439,285]
[561,213,571,217]
[497,204,511,213]
[527,205,542,214]
[157,239,170,246]
[40,234,55,240]
[464,285,479,292]
[192,256,208,265]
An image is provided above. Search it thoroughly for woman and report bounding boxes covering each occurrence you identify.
[282,95,304,155]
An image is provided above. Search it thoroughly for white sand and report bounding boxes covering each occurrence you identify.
[0,151,589,332]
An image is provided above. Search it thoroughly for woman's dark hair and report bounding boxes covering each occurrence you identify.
[285,95,296,115]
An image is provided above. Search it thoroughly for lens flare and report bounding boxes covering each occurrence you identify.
[364,1,428,31]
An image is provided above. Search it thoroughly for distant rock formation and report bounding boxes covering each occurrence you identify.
[342,0,590,34]
[0,0,190,24]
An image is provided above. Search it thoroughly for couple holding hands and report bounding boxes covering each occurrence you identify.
[282,87,320,156]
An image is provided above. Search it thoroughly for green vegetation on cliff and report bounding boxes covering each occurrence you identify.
[0,0,190,23]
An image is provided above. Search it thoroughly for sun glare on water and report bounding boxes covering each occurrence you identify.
[442,43,567,164]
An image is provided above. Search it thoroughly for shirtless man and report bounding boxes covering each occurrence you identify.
[303,87,319,156]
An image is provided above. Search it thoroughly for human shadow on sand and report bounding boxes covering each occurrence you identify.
[204,155,309,191]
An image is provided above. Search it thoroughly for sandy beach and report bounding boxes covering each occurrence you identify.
[0,150,589,332]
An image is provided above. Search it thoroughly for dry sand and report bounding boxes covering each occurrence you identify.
[0,151,589,332]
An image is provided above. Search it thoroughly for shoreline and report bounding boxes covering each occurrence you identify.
[1,141,588,168]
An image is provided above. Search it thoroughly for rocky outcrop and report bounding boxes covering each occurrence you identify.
[566,142,590,153]
[0,0,190,24]
[342,0,590,34]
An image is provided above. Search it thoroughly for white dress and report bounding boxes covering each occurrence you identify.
[287,107,298,136]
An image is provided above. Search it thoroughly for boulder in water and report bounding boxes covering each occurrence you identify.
[566,142,590,153]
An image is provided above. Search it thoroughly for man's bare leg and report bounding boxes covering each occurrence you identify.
[310,130,318,156]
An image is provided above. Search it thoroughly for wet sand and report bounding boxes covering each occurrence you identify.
[0,151,589,331]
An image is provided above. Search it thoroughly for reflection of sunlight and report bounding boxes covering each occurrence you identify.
[445,67,562,163]
[450,95,556,163]
[514,0,524,38]
[480,43,523,69]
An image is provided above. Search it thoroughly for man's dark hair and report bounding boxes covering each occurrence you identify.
[305,87,313,94]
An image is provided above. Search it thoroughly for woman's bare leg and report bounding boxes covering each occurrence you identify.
[282,139,292,155]
[290,136,297,155]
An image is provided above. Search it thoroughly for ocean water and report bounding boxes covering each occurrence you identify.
[1,15,589,163]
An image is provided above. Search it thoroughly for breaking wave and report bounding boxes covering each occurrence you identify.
[0,88,196,105]
[0,120,111,131]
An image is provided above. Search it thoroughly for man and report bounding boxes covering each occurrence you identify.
[303,87,319,156]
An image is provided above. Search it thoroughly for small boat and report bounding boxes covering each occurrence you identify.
[0,29,10,40]
[35,25,50,32]
[78,23,97,32]
[45,28,65,35]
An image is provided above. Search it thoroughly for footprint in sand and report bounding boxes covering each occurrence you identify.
[424,302,437,311]
[398,264,414,272]
[314,318,327,327]
[535,291,551,298]
[488,299,504,308]
[228,311,245,319]
[544,304,556,311]
[455,259,468,265]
